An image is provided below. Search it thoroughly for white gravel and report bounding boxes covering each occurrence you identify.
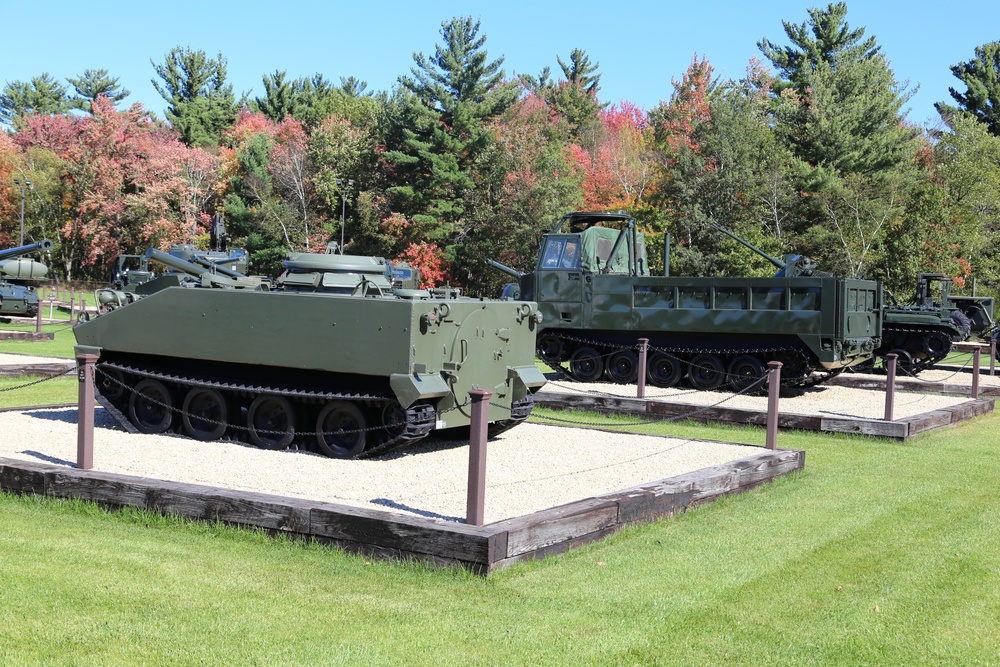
[0,409,759,524]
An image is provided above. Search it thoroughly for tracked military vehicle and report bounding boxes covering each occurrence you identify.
[710,226,968,375]
[875,274,968,374]
[77,247,545,458]
[490,212,881,391]
[108,213,247,294]
[0,240,52,317]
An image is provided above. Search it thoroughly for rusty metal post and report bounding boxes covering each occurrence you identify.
[466,388,492,526]
[766,361,782,450]
[35,298,42,333]
[884,353,897,422]
[637,338,648,399]
[972,347,981,399]
[76,353,98,470]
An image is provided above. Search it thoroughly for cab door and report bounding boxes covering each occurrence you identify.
[535,236,585,328]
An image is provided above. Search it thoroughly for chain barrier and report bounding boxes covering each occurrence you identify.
[0,366,75,393]
[532,374,768,429]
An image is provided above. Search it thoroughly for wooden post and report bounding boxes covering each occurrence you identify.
[466,388,492,526]
[35,298,42,334]
[991,338,996,377]
[76,353,98,470]
[636,338,648,399]
[766,361,782,450]
[972,347,981,399]
[70,292,76,321]
[884,353,897,422]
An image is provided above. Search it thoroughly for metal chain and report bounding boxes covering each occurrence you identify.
[0,366,75,393]
[533,374,768,428]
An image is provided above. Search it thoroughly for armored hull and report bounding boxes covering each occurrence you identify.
[75,249,545,458]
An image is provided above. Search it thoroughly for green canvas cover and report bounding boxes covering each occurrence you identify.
[579,226,648,275]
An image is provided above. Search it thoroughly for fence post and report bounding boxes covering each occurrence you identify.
[637,338,648,399]
[972,347,981,399]
[35,299,42,334]
[990,338,996,377]
[884,353,897,422]
[766,361,782,450]
[76,353,98,470]
[466,388,492,526]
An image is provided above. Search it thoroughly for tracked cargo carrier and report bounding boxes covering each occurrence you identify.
[490,212,881,391]
[75,247,545,458]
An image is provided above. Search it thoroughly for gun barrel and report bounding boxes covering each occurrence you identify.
[145,247,209,277]
[189,255,247,279]
[710,224,785,271]
[486,258,523,279]
[0,239,54,262]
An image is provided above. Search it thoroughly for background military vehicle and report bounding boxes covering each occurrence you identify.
[490,212,881,391]
[0,240,52,318]
[712,226,968,375]
[77,246,545,459]
[874,274,969,374]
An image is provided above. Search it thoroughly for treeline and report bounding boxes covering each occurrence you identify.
[2,4,1000,298]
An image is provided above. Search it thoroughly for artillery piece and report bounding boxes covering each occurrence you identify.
[77,245,545,458]
[490,212,882,391]
[0,239,53,317]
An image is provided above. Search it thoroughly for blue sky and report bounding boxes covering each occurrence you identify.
[1,1,996,129]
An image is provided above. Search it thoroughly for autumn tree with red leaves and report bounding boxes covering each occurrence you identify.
[14,97,221,277]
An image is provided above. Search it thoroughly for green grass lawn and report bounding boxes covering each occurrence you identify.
[0,373,76,408]
[3,404,1000,665]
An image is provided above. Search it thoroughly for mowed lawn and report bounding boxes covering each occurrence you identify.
[2,405,1000,665]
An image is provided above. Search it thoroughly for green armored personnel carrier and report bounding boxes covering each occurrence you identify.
[490,212,881,390]
[0,240,52,317]
[76,247,545,458]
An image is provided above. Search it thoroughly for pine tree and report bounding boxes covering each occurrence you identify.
[758,1,879,94]
[0,74,70,125]
[386,16,519,241]
[151,47,238,147]
[936,42,1000,135]
[67,69,131,112]
[256,70,301,122]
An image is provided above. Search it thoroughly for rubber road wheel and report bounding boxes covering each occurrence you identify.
[181,387,229,441]
[96,366,127,402]
[569,347,605,383]
[605,349,639,384]
[537,334,565,363]
[688,354,726,391]
[247,395,296,450]
[728,355,765,392]
[646,352,682,387]
[128,379,174,434]
[316,401,367,458]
